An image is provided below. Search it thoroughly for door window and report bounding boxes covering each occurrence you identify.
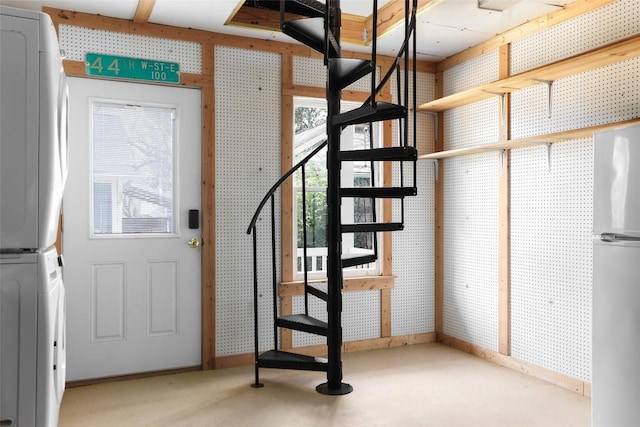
[91,101,176,237]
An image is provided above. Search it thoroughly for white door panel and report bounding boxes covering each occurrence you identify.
[64,77,201,380]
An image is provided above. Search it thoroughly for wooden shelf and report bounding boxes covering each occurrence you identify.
[418,118,640,160]
[418,34,640,113]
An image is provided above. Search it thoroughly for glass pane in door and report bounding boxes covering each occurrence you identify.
[91,101,176,236]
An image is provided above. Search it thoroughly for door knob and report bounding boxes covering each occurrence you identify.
[188,237,200,248]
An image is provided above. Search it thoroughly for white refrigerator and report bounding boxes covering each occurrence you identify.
[0,6,68,427]
[592,123,640,427]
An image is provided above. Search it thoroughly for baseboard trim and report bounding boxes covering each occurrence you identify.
[437,333,591,397]
[214,332,436,369]
[65,365,201,388]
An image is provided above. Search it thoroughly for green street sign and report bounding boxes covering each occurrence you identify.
[85,53,180,83]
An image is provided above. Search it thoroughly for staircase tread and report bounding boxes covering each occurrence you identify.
[282,18,338,56]
[329,58,374,90]
[248,0,325,17]
[342,253,377,268]
[340,146,417,161]
[257,350,328,372]
[277,313,328,336]
[333,102,407,127]
[306,282,328,301]
[341,222,404,233]
[340,186,417,198]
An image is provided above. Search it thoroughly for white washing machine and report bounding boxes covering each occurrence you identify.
[0,246,66,427]
[1,6,68,426]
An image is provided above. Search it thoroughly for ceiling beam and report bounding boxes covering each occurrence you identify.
[225,0,444,46]
[133,0,156,24]
[364,0,446,43]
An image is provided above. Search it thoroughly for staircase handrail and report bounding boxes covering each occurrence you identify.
[365,1,417,105]
[246,138,328,234]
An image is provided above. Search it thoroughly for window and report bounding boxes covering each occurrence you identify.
[91,101,176,237]
[293,97,381,279]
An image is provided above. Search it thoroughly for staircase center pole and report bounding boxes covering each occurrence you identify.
[316,0,353,396]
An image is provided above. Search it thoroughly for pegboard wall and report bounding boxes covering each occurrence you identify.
[444,98,500,150]
[441,46,500,350]
[215,47,282,357]
[443,50,499,97]
[511,0,640,75]
[506,0,639,382]
[511,141,593,382]
[442,153,499,351]
[511,58,640,139]
[438,0,638,365]
[391,71,436,335]
[59,25,202,74]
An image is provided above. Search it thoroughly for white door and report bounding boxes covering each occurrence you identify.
[64,77,202,381]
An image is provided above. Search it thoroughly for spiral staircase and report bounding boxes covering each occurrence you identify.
[246,0,419,395]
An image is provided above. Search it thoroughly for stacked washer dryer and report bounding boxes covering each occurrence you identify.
[0,6,68,427]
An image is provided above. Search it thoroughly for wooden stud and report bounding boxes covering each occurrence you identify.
[133,0,156,24]
[201,42,216,369]
[281,54,295,284]
[498,44,511,357]
[280,296,293,350]
[367,0,445,42]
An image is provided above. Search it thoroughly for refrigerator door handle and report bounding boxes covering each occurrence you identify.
[599,232,640,242]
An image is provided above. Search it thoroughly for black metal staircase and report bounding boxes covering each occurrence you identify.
[245,0,419,395]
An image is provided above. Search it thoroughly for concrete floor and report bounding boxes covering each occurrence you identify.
[59,343,591,427]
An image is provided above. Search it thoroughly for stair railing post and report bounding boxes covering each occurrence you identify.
[371,0,378,106]
[301,164,309,315]
[251,226,264,388]
[271,195,278,349]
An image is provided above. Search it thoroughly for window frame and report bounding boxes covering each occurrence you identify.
[291,96,383,281]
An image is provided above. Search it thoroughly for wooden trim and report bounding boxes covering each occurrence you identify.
[226,5,366,47]
[368,0,445,42]
[281,54,295,283]
[62,59,214,87]
[380,288,392,337]
[498,44,511,357]
[283,84,372,102]
[438,334,590,396]
[279,275,396,297]
[214,353,255,370]
[436,0,617,72]
[133,0,156,24]
[345,332,435,352]
[66,365,200,388]
[213,332,436,368]
[280,295,293,350]
[201,61,216,369]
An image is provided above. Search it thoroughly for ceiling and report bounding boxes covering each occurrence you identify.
[0,0,575,61]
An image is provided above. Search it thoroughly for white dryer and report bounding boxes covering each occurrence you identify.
[1,247,66,427]
[1,5,68,427]
[0,5,68,251]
